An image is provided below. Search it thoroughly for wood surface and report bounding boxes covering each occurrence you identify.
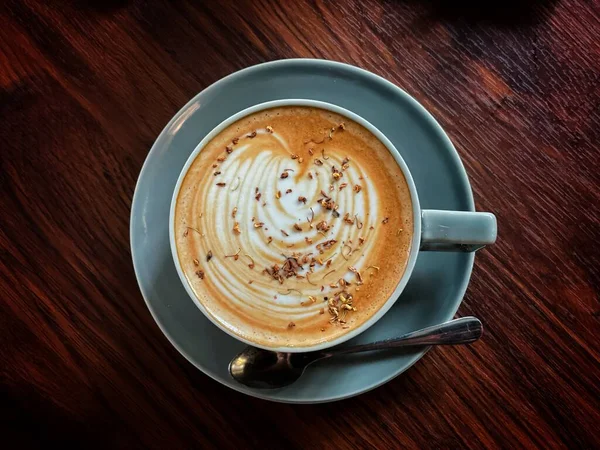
[1,0,599,448]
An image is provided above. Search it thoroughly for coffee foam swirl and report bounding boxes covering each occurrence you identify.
[175,107,413,348]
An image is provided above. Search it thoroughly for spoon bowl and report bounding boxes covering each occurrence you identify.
[229,347,306,389]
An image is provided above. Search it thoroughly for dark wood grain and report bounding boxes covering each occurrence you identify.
[1,0,599,448]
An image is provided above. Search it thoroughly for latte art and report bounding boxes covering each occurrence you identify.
[175,106,413,348]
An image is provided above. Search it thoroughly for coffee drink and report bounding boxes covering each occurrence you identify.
[174,106,413,348]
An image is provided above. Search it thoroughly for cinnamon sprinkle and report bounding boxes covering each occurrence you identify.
[355,215,363,229]
[349,266,363,283]
[244,254,255,270]
[225,248,241,260]
[341,244,352,260]
[307,207,315,227]
[184,226,201,237]
[366,265,380,277]
[316,220,330,232]
[323,269,335,280]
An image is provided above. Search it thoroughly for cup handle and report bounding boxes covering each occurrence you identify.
[420,210,497,252]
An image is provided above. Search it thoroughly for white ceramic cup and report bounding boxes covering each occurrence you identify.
[170,99,496,352]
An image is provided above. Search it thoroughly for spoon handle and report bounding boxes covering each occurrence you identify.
[320,317,482,358]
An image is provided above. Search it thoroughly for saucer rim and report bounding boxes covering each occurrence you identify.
[130,59,475,403]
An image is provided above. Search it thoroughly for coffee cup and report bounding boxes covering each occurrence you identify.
[169,99,496,352]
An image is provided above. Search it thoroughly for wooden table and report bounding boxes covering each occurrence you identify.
[1,0,599,448]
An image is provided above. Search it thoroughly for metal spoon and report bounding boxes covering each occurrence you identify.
[229,316,483,389]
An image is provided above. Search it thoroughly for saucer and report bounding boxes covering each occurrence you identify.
[130,59,475,403]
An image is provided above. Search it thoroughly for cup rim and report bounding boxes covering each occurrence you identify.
[169,99,422,353]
